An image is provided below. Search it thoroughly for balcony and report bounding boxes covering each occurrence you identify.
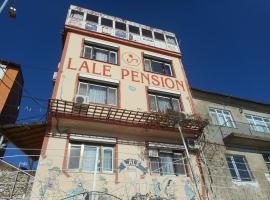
[48,99,208,135]
[218,121,270,150]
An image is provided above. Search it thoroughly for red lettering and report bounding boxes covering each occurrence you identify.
[79,61,89,73]
[160,76,165,87]
[176,80,185,91]
[92,63,101,75]
[151,74,160,86]
[165,78,175,89]
[141,72,150,84]
[131,71,140,82]
[121,69,130,79]
[67,58,76,70]
[103,65,112,77]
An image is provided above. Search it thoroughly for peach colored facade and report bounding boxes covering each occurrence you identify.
[30,5,206,200]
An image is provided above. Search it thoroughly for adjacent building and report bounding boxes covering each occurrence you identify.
[0,60,24,158]
[192,88,270,200]
[30,5,207,200]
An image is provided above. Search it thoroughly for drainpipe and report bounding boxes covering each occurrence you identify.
[91,148,99,200]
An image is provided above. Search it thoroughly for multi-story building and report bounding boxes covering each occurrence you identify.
[31,5,207,200]
[0,60,24,157]
[192,88,270,200]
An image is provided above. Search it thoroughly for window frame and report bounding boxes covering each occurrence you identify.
[77,81,118,106]
[0,64,7,80]
[262,154,270,173]
[149,149,186,176]
[166,35,177,46]
[70,10,84,20]
[144,57,173,77]
[148,93,181,113]
[86,13,99,24]
[209,108,235,128]
[67,143,114,173]
[101,17,113,27]
[141,28,153,39]
[128,25,140,35]
[115,21,127,31]
[245,114,270,133]
[154,32,165,42]
[82,43,118,65]
[226,154,253,182]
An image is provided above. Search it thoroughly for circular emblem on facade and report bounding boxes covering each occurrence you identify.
[122,52,141,66]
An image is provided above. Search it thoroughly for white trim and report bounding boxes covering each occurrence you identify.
[79,73,119,85]
[148,142,184,150]
[70,135,117,144]
[148,86,180,96]
[144,52,171,62]
[84,38,119,49]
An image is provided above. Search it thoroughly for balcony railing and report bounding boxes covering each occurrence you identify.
[216,121,270,140]
[48,99,208,134]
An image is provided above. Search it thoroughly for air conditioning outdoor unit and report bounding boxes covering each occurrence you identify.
[148,149,159,157]
[75,95,87,104]
[187,139,200,149]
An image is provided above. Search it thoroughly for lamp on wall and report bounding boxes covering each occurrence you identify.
[8,0,16,18]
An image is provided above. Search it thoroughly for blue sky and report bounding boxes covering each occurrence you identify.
[1,0,270,164]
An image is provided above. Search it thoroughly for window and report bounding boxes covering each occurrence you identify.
[154,32,165,41]
[149,93,180,113]
[245,114,270,133]
[166,35,177,45]
[115,21,126,31]
[129,25,140,35]
[86,13,99,23]
[70,10,84,20]
[83,43,118,65]
[149,149,186,176]
[144,57,173,76]
[209,108,235,128]
[226,155,253,181]
[77,82,117,106]
[262,154,270,172]
[68,143,114,172]
[101,18,113,27]
[142,29,153,38]
[0,64,6,80]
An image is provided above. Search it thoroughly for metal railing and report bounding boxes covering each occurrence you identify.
[213,121,270,139]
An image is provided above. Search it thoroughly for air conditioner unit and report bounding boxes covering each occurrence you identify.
[187,139,200,149]
[148,149,159,157]
[75,95,87,104]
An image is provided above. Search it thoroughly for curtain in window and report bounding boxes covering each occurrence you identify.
[164,64,172,76]
[84,46,92,59]
[144,59,151,71]
[157,97,172,112]
[68,145,81,169]
[150,157,160,174]
[149,95,157,112]
[89,85,107,104]
[109,52,116,64]
[82,146,98,171]
[103,148,113,171]
[93,48,108,62]
[78,83,88,96]
[172,98,180,112]
[107,88,116,105]
[160,153,174,175]
[173,153,186,175]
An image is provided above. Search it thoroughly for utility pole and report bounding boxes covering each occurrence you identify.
[176,122,202,200]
